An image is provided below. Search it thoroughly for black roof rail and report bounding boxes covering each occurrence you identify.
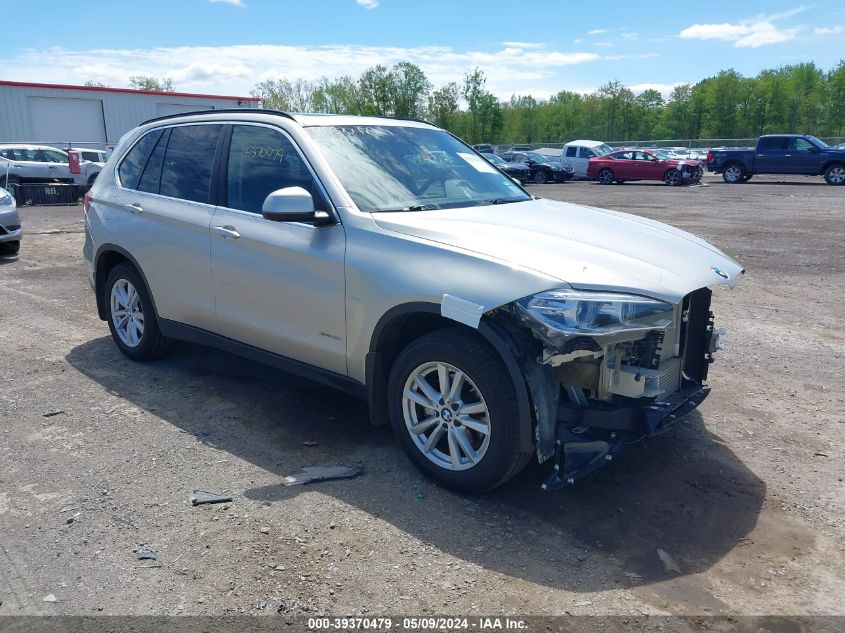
[140,108,296,126]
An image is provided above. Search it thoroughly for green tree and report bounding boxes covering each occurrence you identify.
[129,76,174,92]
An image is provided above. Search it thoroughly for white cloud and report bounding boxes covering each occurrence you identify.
[679,8,806,48]
[593,41,614,48]
[814,26,845,35]
[501,41,545,49]
[0,43,618,100]
[356,0,378,8]
[587,29,610,35]
[209,0,246,6]
[572,38,583,44]
[629,82,682,98]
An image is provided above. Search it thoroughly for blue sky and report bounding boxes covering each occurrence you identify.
[2,0,843,99]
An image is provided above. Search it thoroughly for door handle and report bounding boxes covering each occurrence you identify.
[212,225,240,239]
[126,203,143,214]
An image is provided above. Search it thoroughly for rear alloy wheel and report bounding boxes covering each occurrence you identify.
[105,263,171,362]
[533,170,548,184]
[597,168,614,185]
[664,168,682,186]
[824,164,845,185]
[388,328,531,492]
[723,164,745,184]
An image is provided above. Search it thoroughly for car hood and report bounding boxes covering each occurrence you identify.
[372,198,744,304]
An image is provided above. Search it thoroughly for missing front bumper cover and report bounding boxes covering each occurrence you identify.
[541,383,710,491]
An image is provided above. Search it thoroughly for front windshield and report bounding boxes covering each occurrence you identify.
[594,143,614,156]
[483,153,506,165]
[653,150,673,160]
[307,125,530,212]
[806,135,829,148]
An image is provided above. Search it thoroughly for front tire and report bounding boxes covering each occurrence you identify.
[824,163,845,185]
[105,263,171,361]
[387,328,530,492]
[664,168,682,186]
[0,240,20,256]
[597,168,614,185]
[723,164,745,184]
[533,169,548,184]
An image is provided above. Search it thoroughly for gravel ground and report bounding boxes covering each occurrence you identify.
[0,173,843,618]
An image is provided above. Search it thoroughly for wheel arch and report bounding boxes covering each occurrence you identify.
[820,159,845,176]
[94,244,159,322]
[365,302,534,454]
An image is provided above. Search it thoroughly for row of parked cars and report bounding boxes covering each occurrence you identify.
[0,144,107,199]
[477,134,845,187]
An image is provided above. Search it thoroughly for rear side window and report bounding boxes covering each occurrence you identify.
[138,129,171,194]
[119,130,163,190]
[225,125,319,214]
[758,137,787,152]
[159,125,223,204]
[565,146,577,158]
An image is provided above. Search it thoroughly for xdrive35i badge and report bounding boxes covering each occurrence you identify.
[712,267,729,279]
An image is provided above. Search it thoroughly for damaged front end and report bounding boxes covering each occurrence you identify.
[510,286,722,490]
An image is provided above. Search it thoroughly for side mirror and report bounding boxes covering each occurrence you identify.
[261,187,333,226]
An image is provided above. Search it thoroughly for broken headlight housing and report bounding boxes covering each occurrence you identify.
[516,289,674,347]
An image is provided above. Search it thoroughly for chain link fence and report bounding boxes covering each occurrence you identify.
[493,137,845,153]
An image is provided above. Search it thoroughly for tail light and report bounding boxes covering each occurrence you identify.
[706,152,714,163]
[83,191,92,215]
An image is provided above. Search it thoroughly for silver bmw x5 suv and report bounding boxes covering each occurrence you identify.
[84,110,743,492]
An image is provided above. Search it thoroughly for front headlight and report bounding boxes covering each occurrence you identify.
[0,188,14,207]
[516,289,674,346]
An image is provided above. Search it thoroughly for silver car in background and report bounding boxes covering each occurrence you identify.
[0,186,21,256]
[84,110,743,492]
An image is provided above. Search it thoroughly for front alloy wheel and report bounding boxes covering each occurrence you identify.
[533,170,548,184]
[825,164,845,185]
[402,361,491,471]
[388,328,531,492]
[664,169,682,186]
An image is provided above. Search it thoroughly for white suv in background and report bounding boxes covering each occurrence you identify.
[0,144,102,192]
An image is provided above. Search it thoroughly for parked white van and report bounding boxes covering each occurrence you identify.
[562,140,614,178]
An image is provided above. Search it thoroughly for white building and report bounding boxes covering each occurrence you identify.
[0,80,260,149]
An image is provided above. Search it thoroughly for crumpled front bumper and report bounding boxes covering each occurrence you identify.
[541,382,710,491]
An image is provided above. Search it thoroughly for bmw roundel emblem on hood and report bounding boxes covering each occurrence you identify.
[712,267,730,280]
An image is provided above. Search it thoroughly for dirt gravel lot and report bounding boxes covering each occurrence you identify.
[0,174,843,619]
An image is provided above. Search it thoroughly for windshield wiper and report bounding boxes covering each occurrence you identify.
[486,198,524,205]
[378,204,439,212]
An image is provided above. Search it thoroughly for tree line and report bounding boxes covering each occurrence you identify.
[252,60,845,144]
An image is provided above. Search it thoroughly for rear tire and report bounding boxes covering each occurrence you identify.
[105,263,171,362]
[0,240,20,256]
[722,164,745,184]
[387,328,531,492]
[824,163,845,185]
[597,168,614,185]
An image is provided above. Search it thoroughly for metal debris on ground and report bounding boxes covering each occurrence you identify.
[190,490,233,506]
[302,440,319,447]
[136,548,157,561]
[657,548,681,574]
[43,411,65,418]
[42,594,57,602]
[281,466,362,486]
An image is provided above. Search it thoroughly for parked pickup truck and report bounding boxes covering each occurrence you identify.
[707,134,845,185]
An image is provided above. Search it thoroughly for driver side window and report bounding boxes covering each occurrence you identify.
[226,125,325,214]
[792,138,814,153]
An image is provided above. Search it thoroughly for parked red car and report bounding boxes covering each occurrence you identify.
[587,149,704,186]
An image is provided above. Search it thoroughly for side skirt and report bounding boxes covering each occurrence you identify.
[158,319,366,401]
